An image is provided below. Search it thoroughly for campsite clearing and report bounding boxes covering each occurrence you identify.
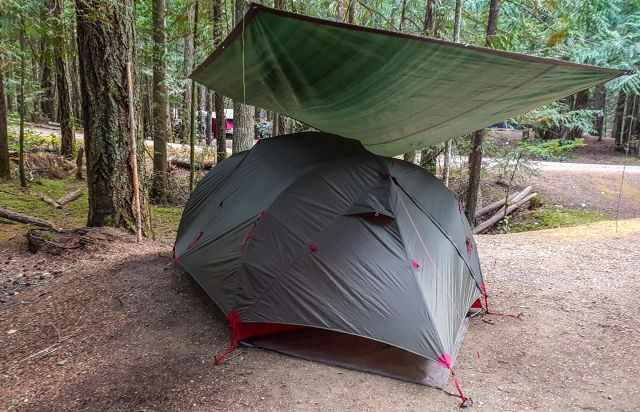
[1,220,638,411]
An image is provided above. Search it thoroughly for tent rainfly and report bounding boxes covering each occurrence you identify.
[191,4,625,156]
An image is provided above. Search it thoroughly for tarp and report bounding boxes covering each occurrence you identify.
[191,4,625,156]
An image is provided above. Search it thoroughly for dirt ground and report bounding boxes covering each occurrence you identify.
[1,220,639,412]
[530,165,640,218]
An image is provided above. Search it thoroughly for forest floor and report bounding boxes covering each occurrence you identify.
[0,220,639,411]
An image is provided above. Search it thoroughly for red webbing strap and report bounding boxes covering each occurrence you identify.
[437,353,473,408]
[214,310,242,365]
[480,282,523,320]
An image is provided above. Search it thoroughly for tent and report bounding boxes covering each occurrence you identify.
[175,133,482,390]
[191,4,625,156]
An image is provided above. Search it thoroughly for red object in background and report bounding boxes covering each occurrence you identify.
[211,116,234,139]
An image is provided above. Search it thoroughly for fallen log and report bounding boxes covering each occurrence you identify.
[57,189,83,207]
[475,191,519,218]
[39,193,62,208]
[473,192,537,234]
[168,156,215,170]
[0,207,57,230]
[474,186,533,218]
[509,185,533,204]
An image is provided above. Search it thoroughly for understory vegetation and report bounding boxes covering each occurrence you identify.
[0,178,182,242]
[505,205,606,233]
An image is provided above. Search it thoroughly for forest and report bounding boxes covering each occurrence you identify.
[1,0,640,411]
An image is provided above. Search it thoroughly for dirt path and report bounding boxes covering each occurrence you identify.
[1,221,639,411]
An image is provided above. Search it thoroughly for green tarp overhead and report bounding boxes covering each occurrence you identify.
[191,4,625,156]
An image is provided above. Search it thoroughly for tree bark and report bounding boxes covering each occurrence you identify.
[591,84,606,140]
[52,0,75,159]
[182,3,195,144]
[0,62,10,179]
[465,129,484,224]
[423,0,435,36]
[453,0,462,42]
[205,91,213,145]
[466,0,500,222]
[151,0,169,203]
[442,0,461,187]
[75,0,149,229]
[612,91,627,148]
[232,0,255,153]
[19,19,27,188]
[212,0,226,161]
[189,0,200,191]
[485,0,501,47]
[39,37,54,119]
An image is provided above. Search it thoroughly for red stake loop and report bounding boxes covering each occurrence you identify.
[451,370,473,408]
[214,311,242,365]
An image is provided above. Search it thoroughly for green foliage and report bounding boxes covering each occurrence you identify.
[7,129,60,153]
[519,138,586,161]
[518,102,598,137]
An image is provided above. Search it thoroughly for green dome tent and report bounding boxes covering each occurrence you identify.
[175,133,483,389]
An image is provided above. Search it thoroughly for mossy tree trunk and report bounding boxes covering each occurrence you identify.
[75,0,149,229]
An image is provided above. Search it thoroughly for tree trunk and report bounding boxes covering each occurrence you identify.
[346,0,356,23]
[39,39,55,119]
[151,0,169,203]
[205,91,213,145]
[52,0,75,159]
[182,3,195,144]
[0,63,9,179]
[423,0,435,36]
[19,19,27,188]
[568,89,589,139]
[612,91,627,148]
[232,0,255,153]
[212,0,226,161]
[189,0,200,191]
[399,0,407,31]
[485,0,501,47]
[233,102,255,153]
[466,0,500,222]
[214,93,226,160]
[441,0,461,187]
[420,147,437,175]
[453,0,462,42]
[591,84,606,141]
[75,0,149,229]
[465,129,484,224]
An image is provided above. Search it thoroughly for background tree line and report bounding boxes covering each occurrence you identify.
[0,0,638,233]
